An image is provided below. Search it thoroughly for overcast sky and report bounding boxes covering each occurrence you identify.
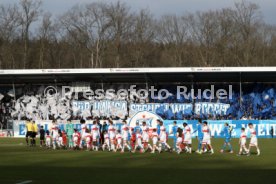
[1,0,276,24]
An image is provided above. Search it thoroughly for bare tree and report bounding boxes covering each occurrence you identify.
[37,12,56,68]
[19,0,42,68]
[0,4,20,69]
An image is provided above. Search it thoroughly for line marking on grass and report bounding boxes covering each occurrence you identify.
[16,180,33,184]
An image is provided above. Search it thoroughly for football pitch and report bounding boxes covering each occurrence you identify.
[0,138,275,184]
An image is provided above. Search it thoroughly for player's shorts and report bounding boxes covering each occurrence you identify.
[117,139,122,145]
[109,134,115,141]
[198,136,203,142]
[26,131,33,138]
[92,134,98,142]
[52,133,59,139]
[46,139,51,146]
[137,139,142,146]
[142,134,149,143]
[160,134,167,143]
[250,137,258,146]
[177,137,183,144]
[31,132,37,138]
[81,134,86,140]
[86,137,91,143]
[123,135,129,141]
[40,136,45,141]
[202,136,211,145]
[225,138,231,143]
[152,137,158,145]
[184,134,192,144]
[240,139,246,146]
[58,137,63,146]
[73,136,79,143]
[104,140,110,145]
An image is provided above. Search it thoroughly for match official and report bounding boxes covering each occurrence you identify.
[31,121,38,146]
[25,119,33,146]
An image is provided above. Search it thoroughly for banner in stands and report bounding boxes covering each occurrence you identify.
[164,120,276,138]
[13,119,276,138]
[194,103,230,115]
[92,100,128,118]
[72,101,229,118]
[129,103,193,117]
[72,101,91,115]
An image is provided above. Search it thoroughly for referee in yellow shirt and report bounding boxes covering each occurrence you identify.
[25,119,33,146]
[31,121,38,146]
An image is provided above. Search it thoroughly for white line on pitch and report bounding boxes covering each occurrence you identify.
[16,180,33,184]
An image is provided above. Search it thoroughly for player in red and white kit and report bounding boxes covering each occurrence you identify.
[238,127,249,156]
[108,121,116,151]
[57,131,67,149]
[159,121,171,152]
[199,121,214,154]
[121,120,131,152]
[151,129,161,153]
[133,129,144,153]
[73,129,81,149]
[183,123,192,154]
[115,130,123,152]
[102,131,111,151]
[85,129,92,151]
[45,131,51,149]
[141,121,152,152]
[50,120,59,150]
[248,123,260,156]
[80,119,87,149]
[91,121,100,151]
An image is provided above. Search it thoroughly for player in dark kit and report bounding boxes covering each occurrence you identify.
[40,126,46,147]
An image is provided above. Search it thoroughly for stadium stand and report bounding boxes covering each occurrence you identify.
[1,67,276,128]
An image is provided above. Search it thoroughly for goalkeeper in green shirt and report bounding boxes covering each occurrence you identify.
[66,119,74,148]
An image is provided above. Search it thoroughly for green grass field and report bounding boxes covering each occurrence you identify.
[0,138,275,184]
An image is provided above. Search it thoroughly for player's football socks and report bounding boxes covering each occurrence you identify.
[158,147,162,153]
[257,149,260,156]
[210,149,214,154]
[229,145,233,151]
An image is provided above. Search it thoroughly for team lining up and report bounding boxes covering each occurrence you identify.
[25,119,261,155]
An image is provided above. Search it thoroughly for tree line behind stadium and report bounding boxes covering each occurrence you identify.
[0,0,276,69]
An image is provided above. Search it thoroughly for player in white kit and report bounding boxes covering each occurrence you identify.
[91,121,100,151]
[85,129,92,151]
[238,127,249,156]
[121,120,131,152]
[141,121,152,152]
[159,121,171,152]
[57,132,63,148]
[50,120,59,150]
[183,123,192,154]
[247,123,260,156]
[108,121,116,151]
[102,131,111,151]
[45,131,51,148]
[151,129,161,153]
[176,128,183,154]
[73,129,81,149]
[133,129,144,153]
[80,119,87,149]
[115,130,123,152]
[199,121,214,154]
